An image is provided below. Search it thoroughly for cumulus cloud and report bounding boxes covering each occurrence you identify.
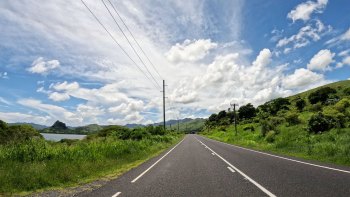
[343,56,350,66]
[48,92,70,102]
[18,98,82,125]
[287,0,328,22]
[307,49,335,71]
[169,48,298,113]
[0,112,51,125]
[282,68,324,89]
[27,57,60,74]
[276,20,330,50]
[165,39,217,63]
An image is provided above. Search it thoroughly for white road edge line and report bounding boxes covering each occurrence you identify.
[227,166,235,173]
[202,136,350,174]
[195,137,276,197]
[111,192,121,197]
[131,137,185,183]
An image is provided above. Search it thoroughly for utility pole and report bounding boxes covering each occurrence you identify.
[162,80,166,131]
[177,118,179,132]
[230,103,239,136]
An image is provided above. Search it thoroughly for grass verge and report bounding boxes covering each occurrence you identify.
[201,124,350,167]
[0,134,184,195]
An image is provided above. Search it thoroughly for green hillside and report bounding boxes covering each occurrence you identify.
[289,80,350,101]
[201,80,350,166]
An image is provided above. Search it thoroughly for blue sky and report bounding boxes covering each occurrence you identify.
[0,0,349,126]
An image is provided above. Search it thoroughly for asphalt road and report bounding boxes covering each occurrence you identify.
[78,134,350,197]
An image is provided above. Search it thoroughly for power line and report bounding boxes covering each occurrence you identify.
[101,0,161,89]
[106,0,163,80]
[80,0,159,90]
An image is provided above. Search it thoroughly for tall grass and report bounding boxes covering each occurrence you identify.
[0,134,182,194]
[202,124,350,166]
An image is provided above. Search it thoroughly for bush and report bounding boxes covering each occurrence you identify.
[343,87,350,95]
[265,130,276,143]
[269,117,284,127]
[295,98,306,111]
[308,87,337,104]
[0,122,42,144]
[309,103,323,112]
[260,120,273,137]
[308,113,333,134]
[334,98,350,113]
[285,112,300,126]
[238,103,256,119]
[243,126,255,132]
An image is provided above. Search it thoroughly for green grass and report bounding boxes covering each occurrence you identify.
[0,134,183,195]
[202,123,350,166]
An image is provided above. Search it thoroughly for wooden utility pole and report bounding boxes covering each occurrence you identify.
[163,80,166,131]
[230,103,238,136]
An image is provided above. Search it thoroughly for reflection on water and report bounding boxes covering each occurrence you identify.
[40,133,86,141]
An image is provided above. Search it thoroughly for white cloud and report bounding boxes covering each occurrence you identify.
[326,27,350,46]
[165,39,217,63]
[27,57,60,74]
[18,99,82,125]
[340,28,350,41]
[343,56,350,66]
[48,92,70,102]
[51,81,80,91]
[0,112,51,125]
[287,0,328,22]
[307,49,335,71]
[0,97,11,105]
[282,68,324,89]
[276,20,330,50]
[0,72,8,79]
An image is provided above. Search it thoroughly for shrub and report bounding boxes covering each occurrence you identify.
[260,120,272,137]
[269,117,284,127]
[295,98,306,111]
[334,98,350,113]
[238,103,256,119]
[308,113,333,134]
[308,87,337,104]
[265,130,276,143]
[343,87,350,95]
[309,103,323,112]
[0,123,42,144]
[285,112,300,126]
[243,126,255,132]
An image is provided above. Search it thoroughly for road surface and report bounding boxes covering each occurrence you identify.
[78,134,350,197]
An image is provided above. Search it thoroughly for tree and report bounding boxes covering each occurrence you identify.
[208,114,218,123]
[295,98,306,111]
[238,103,256,119]
[217,110,227,120]
[308,112,333,134]
[308,87,337,104]
[260,98,290,115]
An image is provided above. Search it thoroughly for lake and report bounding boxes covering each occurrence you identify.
[40,133,86,141]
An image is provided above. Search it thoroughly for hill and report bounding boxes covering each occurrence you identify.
[8,122,47,130]
[201,80,350,166]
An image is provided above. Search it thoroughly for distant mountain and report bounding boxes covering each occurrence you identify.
[124,118,206,133]
[8,122,48,130]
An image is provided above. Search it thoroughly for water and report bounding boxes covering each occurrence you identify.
[40,133,86,141]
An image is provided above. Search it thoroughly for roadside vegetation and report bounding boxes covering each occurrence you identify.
[0,121,183,195]
[201,80,350,166]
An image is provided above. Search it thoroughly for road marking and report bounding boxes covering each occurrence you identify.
[212,152,215,155]
[203,136,350,174]
[131,137,185,183]
[227,166,235,173]
[195,137,276,197]
[111,192,121,197]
